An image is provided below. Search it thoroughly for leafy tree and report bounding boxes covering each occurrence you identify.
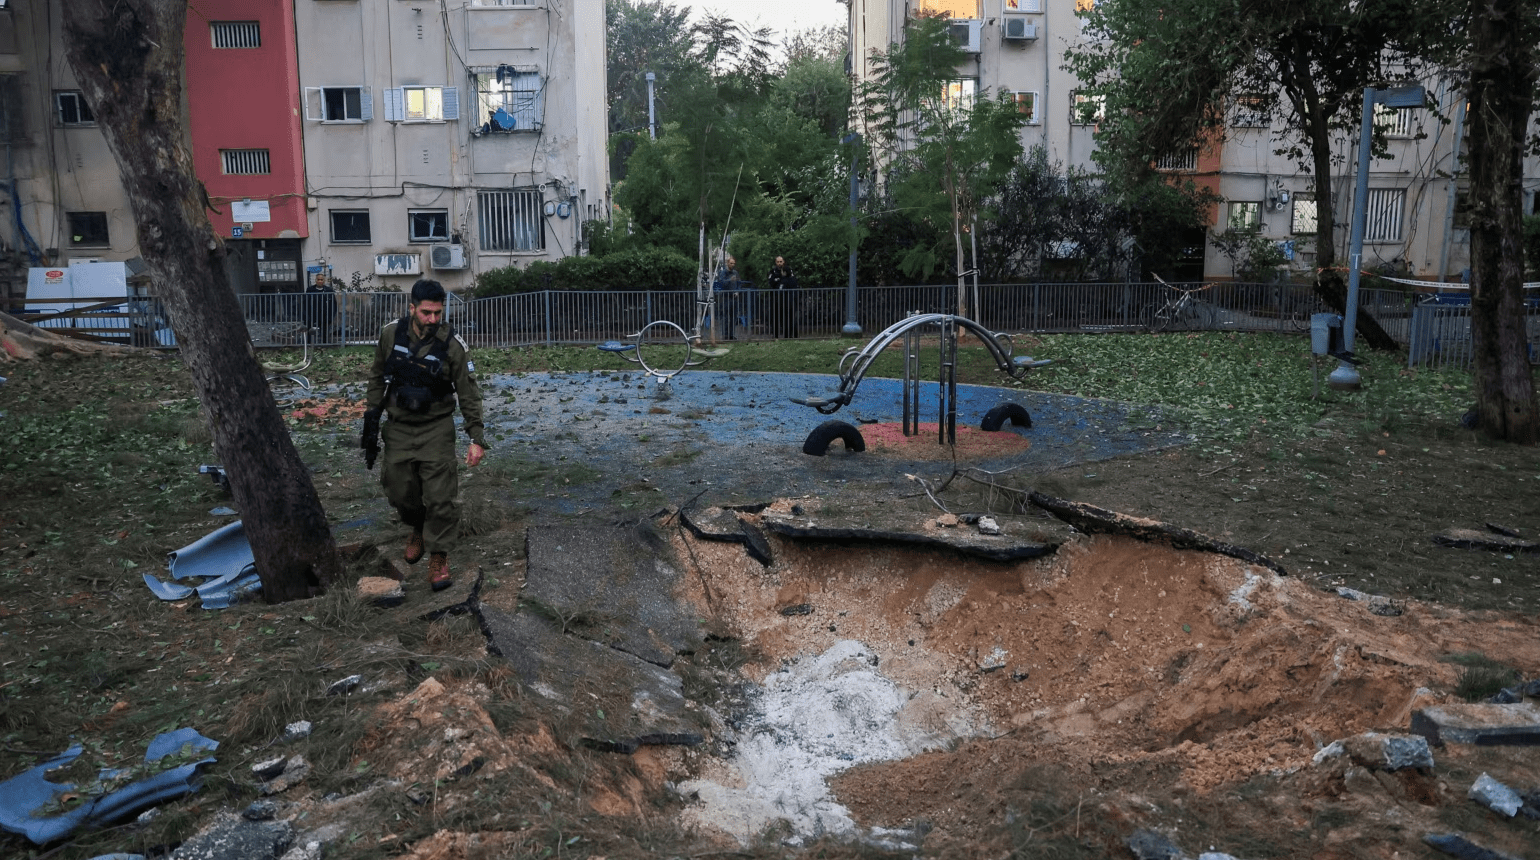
[62,0,341,602]
[782,24,848,67]
[1065,0,1441,349]
[859,15,1028,312]
[1455,0,1540,442]
[606,0,701,178]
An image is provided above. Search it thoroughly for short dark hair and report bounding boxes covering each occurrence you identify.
[410,279,447,304]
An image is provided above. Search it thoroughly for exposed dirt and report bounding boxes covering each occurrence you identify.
[668,503,1540,857]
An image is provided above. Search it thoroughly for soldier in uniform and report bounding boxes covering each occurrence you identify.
[365,279,486,591]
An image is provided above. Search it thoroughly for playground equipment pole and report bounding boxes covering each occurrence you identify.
[842,132,862,336]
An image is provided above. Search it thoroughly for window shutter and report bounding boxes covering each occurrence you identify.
[359,87,373,121]
[304,87,322,121]
[383,87,404,122]
[441,87,459,121]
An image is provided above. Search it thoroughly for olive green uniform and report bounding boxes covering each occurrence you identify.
[366,320,487,554]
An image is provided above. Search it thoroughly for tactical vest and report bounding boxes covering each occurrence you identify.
[384,319,455,413]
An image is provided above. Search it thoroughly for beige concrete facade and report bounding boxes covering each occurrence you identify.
[295,0,609,292]
[844,0,1536,282]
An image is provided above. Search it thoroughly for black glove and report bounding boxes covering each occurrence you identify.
[361,407,382,470]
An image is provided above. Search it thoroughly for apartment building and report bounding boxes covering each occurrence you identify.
[295,0,608,291]
[0,0,607,305]
[845,0,1520,283]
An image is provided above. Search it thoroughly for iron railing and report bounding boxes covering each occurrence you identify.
[24,281,1537,371]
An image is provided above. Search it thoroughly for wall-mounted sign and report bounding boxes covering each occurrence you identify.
[231,200,272,222]
[231,226,244,238]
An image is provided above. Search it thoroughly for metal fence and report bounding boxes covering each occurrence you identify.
[31,282,1536,372]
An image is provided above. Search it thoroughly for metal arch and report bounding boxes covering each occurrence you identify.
[791,313,1035,417]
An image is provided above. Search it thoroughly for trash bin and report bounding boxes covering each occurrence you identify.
[1310,313,1343,356]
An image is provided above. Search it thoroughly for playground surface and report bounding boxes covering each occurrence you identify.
[477,370,1191,511]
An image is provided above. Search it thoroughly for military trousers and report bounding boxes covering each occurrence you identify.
[381,416,460,554]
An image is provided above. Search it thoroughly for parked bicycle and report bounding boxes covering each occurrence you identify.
[1143,277,1217,332]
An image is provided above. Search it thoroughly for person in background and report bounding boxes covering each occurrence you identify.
[766,255,798,339]
[713,255,741,340]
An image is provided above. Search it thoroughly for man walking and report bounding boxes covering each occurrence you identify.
[365,279,486,591]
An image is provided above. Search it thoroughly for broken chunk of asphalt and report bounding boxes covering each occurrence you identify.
[760,508,1062,562]
[1431,528,1540,554]
[169,811,293,860]
[1423,832,1525,860]
[678,505,773,566]
[523,521,703,668]
[476,605,702,754]
[1410,702,1540,746]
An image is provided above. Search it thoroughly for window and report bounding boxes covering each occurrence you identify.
[1012,91,1039,124]
[1227,201,1261,232]
[1291,194,1318,235]
[1153,148,1197,172]
[304,86,372,122]
[941,79,976,114]
[221,149,270,175]
[478,190,543,252]
[1071,92,1105,125]
[211,21,260,49]
[1364,188,1405,242]
[67,211,108,247]
[330,211,371,244]
[55,91,93,126]
[383,86,459,123]
[0,74,23,142]
[472,0,534,5]
[473,70,543,132]
[1373,103,1416,138]
[1232,95,1268,128]
[409,210,450,243]
[1454,185,1472,230]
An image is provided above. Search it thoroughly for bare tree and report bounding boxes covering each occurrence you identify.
[63,1,342,600]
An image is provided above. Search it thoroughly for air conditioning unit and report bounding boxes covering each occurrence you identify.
[430,243,467,270]
[1002,14,1038,41]
[947,19,983,54]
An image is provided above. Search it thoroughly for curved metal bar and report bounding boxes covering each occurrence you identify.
[792,314,1032,415]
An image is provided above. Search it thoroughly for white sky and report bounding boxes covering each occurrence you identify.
[690,0,847,44]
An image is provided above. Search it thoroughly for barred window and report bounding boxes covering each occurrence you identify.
[211,21,260,49]
[1291,195,1318,235]
[221,149,270,175]
[1364,188,1406,242]
[1070,92,1105,125]
[1153,148,1197,172]
[478,190,544,252]
[1232,95,1268,128]
[473,70,543,132]
[1373,104,1415,138]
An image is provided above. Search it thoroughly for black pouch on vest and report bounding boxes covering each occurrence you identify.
[397,385,434,413]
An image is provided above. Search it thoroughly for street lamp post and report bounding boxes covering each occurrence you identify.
[1330,83,1425,390]
[842,132,862,336]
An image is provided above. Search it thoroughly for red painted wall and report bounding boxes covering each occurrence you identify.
[183,0,307,239]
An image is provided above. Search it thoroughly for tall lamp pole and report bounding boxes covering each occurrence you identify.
[645,72,657,140]
[842,132,862,336]
[1330,83,1425,390]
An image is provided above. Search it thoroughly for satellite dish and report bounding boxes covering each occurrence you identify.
[492,108,516,130]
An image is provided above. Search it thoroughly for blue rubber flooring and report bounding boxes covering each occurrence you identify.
[474,371,1188,511]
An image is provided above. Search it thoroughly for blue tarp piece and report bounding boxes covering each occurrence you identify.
[143,520,262,609]
[0,729,217,845]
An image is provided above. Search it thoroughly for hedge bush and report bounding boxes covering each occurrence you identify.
[473,247,699,296]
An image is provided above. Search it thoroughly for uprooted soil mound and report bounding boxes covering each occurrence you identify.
[669,505,1540,852]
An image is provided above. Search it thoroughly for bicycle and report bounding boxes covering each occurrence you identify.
[1143,277,1217,332]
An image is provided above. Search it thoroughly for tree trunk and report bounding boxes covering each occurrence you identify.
[63,1,342,600]
[1463,0,1540,444]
